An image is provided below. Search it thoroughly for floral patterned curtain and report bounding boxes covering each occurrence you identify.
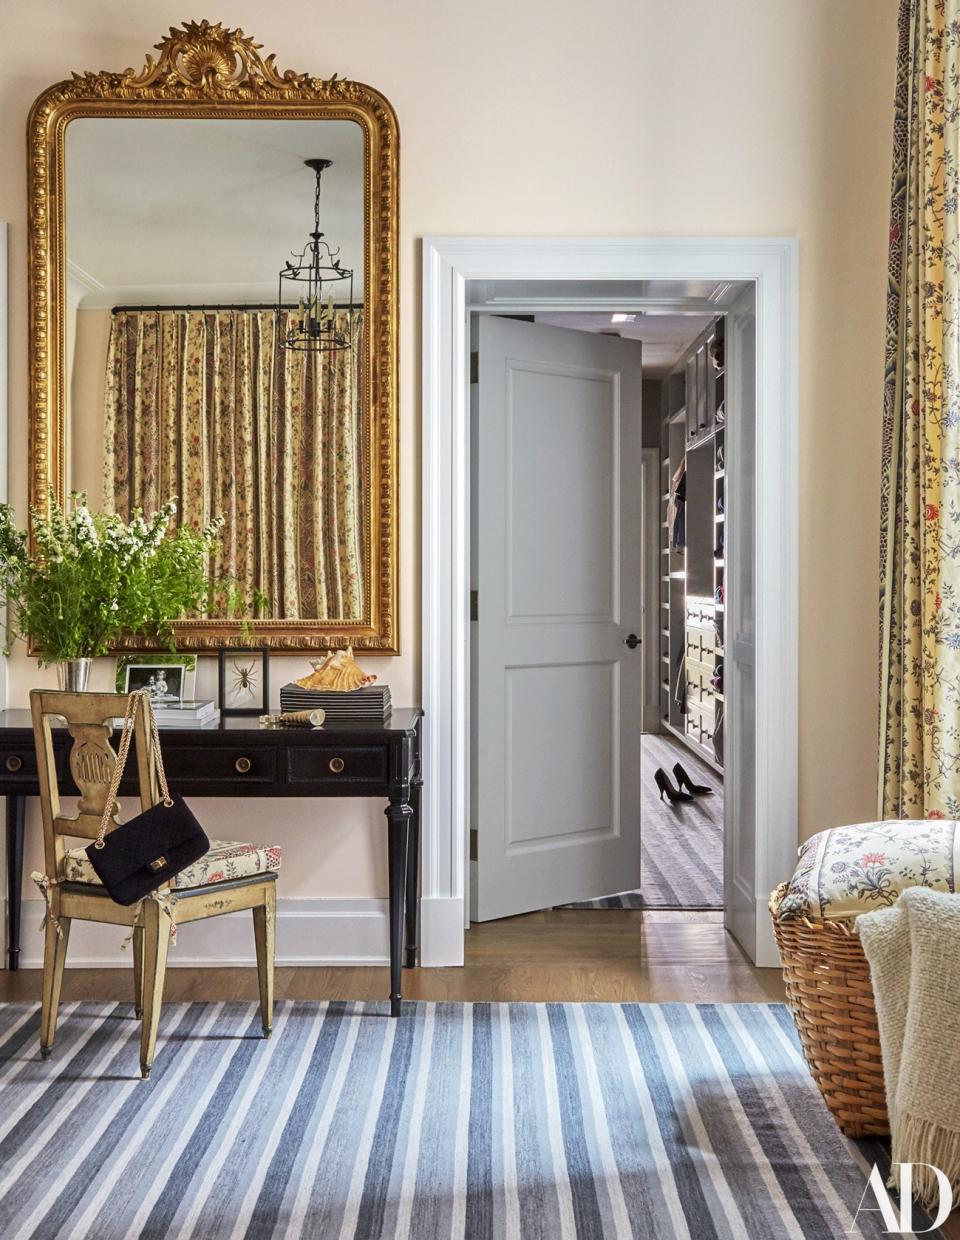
[103,308,365,621]
[880,0,960,818]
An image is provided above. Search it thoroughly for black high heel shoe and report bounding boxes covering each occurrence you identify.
[673,761,713,796]
[654,767,693,803]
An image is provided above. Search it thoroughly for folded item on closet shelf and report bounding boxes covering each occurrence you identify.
[858,888,960,1210]
[666,460,687,550]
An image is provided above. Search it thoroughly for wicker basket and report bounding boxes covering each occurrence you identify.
[769,882,888,1137]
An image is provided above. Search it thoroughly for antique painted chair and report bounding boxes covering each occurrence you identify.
[30,689,280,1078]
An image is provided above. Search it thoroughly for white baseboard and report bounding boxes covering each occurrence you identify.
[420,895,464,966]
[754,903,780,969]
[13,896,392,968]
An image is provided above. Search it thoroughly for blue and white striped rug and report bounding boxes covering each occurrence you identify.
[0,1000,930,1238]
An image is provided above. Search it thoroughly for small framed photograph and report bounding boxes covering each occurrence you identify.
[218,645,270,717]
[116,654,197,704]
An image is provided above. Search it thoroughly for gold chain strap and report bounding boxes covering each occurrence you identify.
[93,690,173,850]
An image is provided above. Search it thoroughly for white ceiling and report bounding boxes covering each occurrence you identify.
[65,118,365,308]
[531,311,716,375]
[468,279,749,376]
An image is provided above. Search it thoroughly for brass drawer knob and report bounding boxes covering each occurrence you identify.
[329,756,345,774]
[235,756,252,774]
[5,754,22,772]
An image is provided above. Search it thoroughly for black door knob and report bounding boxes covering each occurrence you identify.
[624,633,641,649]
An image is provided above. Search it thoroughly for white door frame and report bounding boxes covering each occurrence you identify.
[421,236,799,967]
[640,446,660,734]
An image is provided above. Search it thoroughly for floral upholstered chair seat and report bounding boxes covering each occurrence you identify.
[62,839,282,891]
[777,820,960,921]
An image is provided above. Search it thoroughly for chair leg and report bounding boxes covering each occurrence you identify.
[132,925,144,1018]
[39,916,70,1060]
[252,883,276,1037]
[139,900,170,1080]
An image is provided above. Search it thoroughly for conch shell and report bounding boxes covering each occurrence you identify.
[294,646,378,693]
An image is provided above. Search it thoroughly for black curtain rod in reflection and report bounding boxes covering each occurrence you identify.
[110,302,364,314]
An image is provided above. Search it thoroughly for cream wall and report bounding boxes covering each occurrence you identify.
[0,0,897,901]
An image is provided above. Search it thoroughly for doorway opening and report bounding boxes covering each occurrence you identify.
[420,237,798,969]
[468,284,750,928]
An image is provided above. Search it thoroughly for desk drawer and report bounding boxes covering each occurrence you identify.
[162,746,277,785]
[0,745,41,783]
[287,746,388,786]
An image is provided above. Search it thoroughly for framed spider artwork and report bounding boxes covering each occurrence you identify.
[217,645,271,717]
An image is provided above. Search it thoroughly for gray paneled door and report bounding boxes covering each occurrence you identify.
[473,317,644,920]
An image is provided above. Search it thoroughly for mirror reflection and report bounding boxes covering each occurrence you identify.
[64,117,366,622]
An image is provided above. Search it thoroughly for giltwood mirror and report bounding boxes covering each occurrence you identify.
[27,21,399,652]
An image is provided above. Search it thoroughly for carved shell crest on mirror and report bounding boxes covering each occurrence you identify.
[67,723,118,817]
[73,20,342,98]
[295,647,378,692]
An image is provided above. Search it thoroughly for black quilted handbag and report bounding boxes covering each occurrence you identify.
[85,690,209,905]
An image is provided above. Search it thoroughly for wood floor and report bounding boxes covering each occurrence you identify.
[0,909,785,1005]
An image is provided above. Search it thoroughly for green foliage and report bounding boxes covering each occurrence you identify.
[217,576,271,644]
[0,493,225,664]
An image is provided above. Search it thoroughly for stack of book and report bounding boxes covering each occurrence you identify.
[150,700,220,728]
[279,683,392,722]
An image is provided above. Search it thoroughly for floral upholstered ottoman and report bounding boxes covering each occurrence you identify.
[776,820,960,922]
[770,819,960,1136]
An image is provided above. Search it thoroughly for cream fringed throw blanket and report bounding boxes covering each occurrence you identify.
[858,888,960,1206]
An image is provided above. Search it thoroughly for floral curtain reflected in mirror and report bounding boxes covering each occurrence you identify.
[103,307,365,621]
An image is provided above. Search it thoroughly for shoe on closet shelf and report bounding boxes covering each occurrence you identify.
[654,767,694,804]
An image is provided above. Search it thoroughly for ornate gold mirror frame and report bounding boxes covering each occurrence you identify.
[27,21,399,652]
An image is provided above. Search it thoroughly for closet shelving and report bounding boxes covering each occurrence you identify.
[659,317,725,773]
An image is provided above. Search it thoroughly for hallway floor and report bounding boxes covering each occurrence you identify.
[564,731,723,910]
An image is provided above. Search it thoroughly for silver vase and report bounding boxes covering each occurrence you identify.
[56,658,92,692]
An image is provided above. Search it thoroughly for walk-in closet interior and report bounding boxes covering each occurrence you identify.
[661,319,725,770]
[650,318,725,910]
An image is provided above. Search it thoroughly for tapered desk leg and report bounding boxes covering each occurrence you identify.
[404,780,421,969]
[386,796,412,1017]
[6,795,25,971]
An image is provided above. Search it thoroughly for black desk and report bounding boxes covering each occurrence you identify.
[0,708,423,1016]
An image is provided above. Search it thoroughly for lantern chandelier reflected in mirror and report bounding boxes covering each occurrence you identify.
[278,158,355,353]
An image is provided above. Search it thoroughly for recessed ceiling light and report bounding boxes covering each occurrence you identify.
[610,313,637,324]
